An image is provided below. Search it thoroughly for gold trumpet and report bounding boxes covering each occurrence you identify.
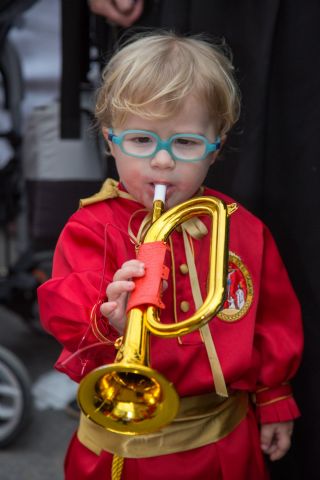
[77,186,232,435]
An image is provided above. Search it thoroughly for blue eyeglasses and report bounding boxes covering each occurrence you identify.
[108,129,221,163]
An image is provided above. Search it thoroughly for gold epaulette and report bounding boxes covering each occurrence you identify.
[79,178,133,208]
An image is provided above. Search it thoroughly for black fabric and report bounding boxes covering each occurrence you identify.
[60,0,90,138]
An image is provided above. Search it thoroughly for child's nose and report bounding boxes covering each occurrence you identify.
[150,149,175,169]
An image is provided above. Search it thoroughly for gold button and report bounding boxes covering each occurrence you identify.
[179,263,189,274]
[180,301,190,313]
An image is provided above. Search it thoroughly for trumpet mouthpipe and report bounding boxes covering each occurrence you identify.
[152,184,167,223]
[153,184,167,203]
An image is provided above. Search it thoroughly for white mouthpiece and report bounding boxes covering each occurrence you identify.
[154,184,167,203]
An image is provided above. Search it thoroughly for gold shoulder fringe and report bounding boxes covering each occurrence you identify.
[79,178,133,208]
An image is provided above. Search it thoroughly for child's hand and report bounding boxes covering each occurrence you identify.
[100,259,145,334]
[260,421,294,461]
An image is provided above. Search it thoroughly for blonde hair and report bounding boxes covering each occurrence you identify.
[95,31,240,136]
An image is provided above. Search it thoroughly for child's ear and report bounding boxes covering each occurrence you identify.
[102,127,115,155]
[219,134,227,149]
[209,134,227,165]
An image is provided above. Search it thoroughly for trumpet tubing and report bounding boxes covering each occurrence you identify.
[77,192,231,435]
[144,196,229,337]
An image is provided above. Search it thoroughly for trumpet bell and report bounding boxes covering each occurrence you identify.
[77,363,180,435]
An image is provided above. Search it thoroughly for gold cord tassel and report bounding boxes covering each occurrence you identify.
[111,454,124,480]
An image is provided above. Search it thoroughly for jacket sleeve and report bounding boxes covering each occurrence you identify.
[253,225,303,423]
[37,208,125,382]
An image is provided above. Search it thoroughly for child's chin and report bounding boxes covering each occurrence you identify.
[166,195,181,209]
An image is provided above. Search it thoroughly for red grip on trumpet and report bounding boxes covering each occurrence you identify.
[126,241,169,312]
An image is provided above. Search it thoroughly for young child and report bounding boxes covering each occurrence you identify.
[38,32,303,480]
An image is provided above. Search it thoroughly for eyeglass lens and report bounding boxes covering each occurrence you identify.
[121,132,206,160]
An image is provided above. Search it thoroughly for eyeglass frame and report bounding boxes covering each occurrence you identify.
[107,129,221,163]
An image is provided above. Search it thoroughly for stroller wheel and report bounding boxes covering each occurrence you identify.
[0,345,33,447]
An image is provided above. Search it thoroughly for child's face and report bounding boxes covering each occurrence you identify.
[104,96,220,210]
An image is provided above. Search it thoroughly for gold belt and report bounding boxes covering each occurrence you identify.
[77,390,248,458]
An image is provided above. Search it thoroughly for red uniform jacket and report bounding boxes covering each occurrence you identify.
[38,185,303,480]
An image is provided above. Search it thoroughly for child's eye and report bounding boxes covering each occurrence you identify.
[135,136,151,144]
[128,135,152,144]
[122,133,156,156]
[174,137,201,147]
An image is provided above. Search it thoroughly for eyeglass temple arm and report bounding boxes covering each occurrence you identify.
[209,136,221,153]
[107,129,120,145]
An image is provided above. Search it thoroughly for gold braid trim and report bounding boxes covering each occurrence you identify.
[128,210,151,246]
[111,454,124,480]
[79,178,134,207]
[90,303,114,344]
[255,395,293,407]
[181,226,228,398]
[255,382,290,394]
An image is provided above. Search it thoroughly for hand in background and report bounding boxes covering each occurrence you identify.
[88,0,144,27]
[260,421,294,461]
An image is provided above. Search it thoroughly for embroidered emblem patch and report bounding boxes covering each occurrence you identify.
[217,252,253,322]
